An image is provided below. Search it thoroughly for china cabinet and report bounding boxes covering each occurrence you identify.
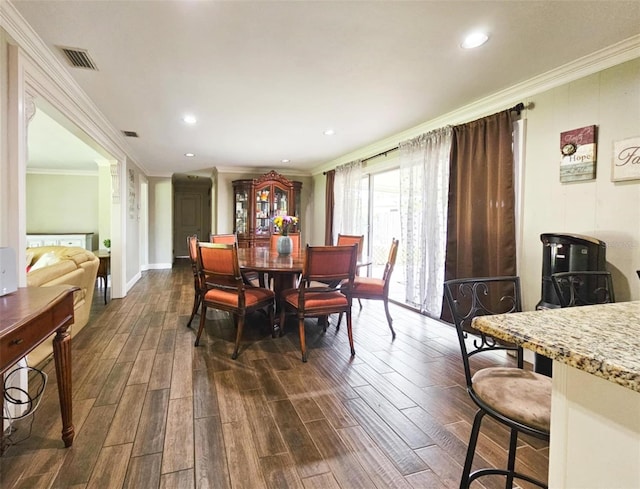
[233,170,302,248]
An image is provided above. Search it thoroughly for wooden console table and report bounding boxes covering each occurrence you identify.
[0,286,78,448]
[95,250,111,304]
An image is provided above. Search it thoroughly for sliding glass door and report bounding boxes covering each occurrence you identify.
[365,169,405,304]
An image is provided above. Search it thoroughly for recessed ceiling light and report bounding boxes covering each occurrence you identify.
[461,32,489,49]
[281,159,290,163]
[184,153,195,157]
[182,115,197,124]
[323,129,335,136]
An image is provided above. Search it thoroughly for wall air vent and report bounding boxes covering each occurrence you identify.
[122,131,139,138]
[58,46,98,70]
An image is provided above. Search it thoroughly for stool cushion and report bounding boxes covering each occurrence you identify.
[472,367,552,432]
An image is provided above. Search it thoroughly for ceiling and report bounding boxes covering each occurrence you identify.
[13,1,640,177]
[28,105,107,173]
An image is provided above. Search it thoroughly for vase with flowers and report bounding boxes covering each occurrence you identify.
[272,215,298,255]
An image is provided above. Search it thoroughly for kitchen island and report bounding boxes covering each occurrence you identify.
[473,301,640,489]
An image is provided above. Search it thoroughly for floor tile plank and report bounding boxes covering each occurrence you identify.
[1,262,548,489]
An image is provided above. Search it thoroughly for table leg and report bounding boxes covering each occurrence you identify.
[0,381,5,454]
[53,326,74,447]
[270,272,298,332]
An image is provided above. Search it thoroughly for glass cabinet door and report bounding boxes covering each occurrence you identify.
[273,186,288,216]
[255,186,271,236]
[234,188,248,234]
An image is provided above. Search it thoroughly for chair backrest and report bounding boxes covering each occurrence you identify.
[301,244,358,289]
[337,234,364,260]
[197,243,244,292]
[210,233,237,244]
[187,235,200,274]
[381,238,400,288]
[270,232,301,253]
[443,276,523,388]
[187,234,198,261]
[551,271,615,307]
[188,234,206,290]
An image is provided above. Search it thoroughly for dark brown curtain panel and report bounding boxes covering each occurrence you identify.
[324,170,335,245]
[442,110,517,319]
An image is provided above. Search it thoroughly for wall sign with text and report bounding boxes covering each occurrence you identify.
[560,125,597,183]
[612,136,640,182]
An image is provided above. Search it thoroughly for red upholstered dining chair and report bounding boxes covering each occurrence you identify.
[337,238,399,338]
[186,235,205,328]
[336,234,366,308]
[336,234,364,262]
[263,232,303,288]
[269,232,301,253]
[195,242,275,359]
[211,233,261,285]
[279,244,358,362]
[210,233,237,244]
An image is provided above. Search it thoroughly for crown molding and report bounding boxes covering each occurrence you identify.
[1,1,147,174]
[26,168,98,177]
[214,165,312,178]
[313,34,640,176]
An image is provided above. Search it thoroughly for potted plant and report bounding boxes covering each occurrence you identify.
[103,238,111,252]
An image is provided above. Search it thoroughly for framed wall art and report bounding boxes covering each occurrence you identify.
[128,168,136,219]
[612,136,640,182]
[559,125,597,183]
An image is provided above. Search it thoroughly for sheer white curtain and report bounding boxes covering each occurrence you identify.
[332,160,364,239]
[399,127,452,317]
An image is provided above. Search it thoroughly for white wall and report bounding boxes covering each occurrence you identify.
[26,173,99,244]
[125,160,142,283]
[97,162,112,248]
[148,176,173,268]
[0,28,8,247]
[520,58,640,309]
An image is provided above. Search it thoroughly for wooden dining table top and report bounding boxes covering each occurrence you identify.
[237,247,305,272]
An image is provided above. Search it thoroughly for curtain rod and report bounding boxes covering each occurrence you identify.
[322,147,398,175]
[323,101,527,175]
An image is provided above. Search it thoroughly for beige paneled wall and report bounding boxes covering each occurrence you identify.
[311,58,640,311]
[520,58,640,309]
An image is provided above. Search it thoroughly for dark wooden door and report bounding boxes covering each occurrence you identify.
[174,191,203,257]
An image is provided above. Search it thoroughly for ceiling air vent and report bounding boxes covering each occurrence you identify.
[122,131,139,138]
[58,46,98,70]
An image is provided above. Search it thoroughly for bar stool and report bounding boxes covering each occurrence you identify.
[443,276,551,489]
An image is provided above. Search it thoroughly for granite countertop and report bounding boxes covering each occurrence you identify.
[472,301,640,393]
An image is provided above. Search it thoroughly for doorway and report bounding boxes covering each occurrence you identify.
[173,176,212,258]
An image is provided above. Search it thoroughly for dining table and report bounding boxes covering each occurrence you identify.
[237,246,305,299]
[237,246,370,296]
[237,246,368,330]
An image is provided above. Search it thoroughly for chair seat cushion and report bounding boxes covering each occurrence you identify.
[282,289,348,310]
[351,277,384,296]
[204,287,274,308]
[472,367,551,432]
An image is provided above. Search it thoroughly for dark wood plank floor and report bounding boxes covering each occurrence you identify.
[1,260,548,488]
